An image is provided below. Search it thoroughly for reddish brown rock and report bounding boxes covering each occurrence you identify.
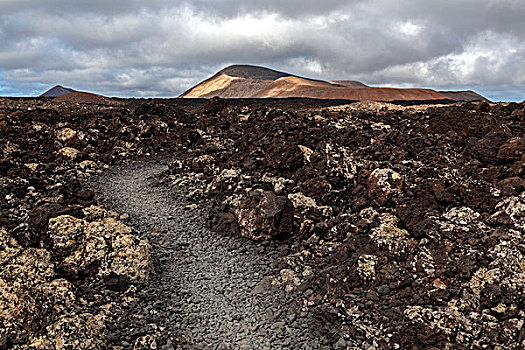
[498,177,525,195]
[498,137,525,161]
[235,191,294,240]
[367,168,403,204]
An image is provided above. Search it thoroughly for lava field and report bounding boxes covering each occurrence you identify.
[1,97,524,349]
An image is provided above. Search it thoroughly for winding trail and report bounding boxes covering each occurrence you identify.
[91,162,331,349]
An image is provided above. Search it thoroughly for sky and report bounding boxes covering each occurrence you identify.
[0,0,524,101]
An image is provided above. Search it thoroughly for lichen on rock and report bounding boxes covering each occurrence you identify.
[47,206,152,281]
[369,214,412,256]
[31,313,107,350]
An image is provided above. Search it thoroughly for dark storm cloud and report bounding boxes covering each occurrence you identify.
[0,0,524,100]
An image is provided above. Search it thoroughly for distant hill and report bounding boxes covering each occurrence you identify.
[438,90,487,102]
[40,85,76,97]
[53,91,112,105]
[180,65,488,102]
[39,85,113,105]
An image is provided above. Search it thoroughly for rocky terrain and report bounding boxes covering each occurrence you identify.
[0,95,524,349]
[0,98,181,349]
[180,65,487,102]
[161,98,525,348]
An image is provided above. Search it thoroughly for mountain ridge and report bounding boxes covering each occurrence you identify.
[180,64,487,102]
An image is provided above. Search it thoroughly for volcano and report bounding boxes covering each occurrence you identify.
[180,65,487,102]
[40,85,76,97]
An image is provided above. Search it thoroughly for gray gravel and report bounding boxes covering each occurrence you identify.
[90,161,332,349]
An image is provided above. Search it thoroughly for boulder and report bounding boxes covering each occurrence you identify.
[263,140,304,170]
[0,227,58,340]
[31,313,106,350]
[367,168,403,204]
[47,207,152,281]
[369,214,413,256]
[28,203,69,246]
[235,191,294,240]
[498,177,525,196]
[57,147,80,161]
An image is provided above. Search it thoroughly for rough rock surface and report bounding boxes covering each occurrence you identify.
[47,208,152,281]
[0,208,150,349]
[1,96,525,349]
[0,99,185,348]
[162,99,525,349]
[234,190,294,240]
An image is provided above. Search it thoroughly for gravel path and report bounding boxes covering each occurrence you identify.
[91,161,331,349]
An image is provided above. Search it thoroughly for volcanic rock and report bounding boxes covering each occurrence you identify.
[58,146,80,160]
[31,313,107,350]
[55,127,77,142]
[208,210,240,236]
[235,191,294,240]
[1,92,524,349]
[498,137,525,161]
[0,336,12,350]
[104,272,131,292]
[367,168,403,204]
[28,203,69,245]
[47,207,152,281]
[498,177,525,195]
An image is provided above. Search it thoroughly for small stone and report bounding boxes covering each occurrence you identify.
[334,338,347,349]
[377,285,390,295]
[105,272,132,292]
[433,278,447,290]
[0,336,12,350]
[271,322,286,330]
[184,204,198,210]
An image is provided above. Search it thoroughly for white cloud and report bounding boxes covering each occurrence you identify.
[397,22,423,37]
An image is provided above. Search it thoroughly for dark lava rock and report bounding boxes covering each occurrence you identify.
[236,191,294,240]
[263,140,304,170]
[0,336,12,350]
[367,168,403,204]
[2,97,525,349]
[105,272,132,292]
[498,177,525,196]
[28,203,68,244]
[498,136,525,161]
[0,159,14,176]
[208,210,240,236]
[203,96,227,114]
[481,284,503,309]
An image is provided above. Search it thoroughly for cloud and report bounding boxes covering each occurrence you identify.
[0,0,524,100]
